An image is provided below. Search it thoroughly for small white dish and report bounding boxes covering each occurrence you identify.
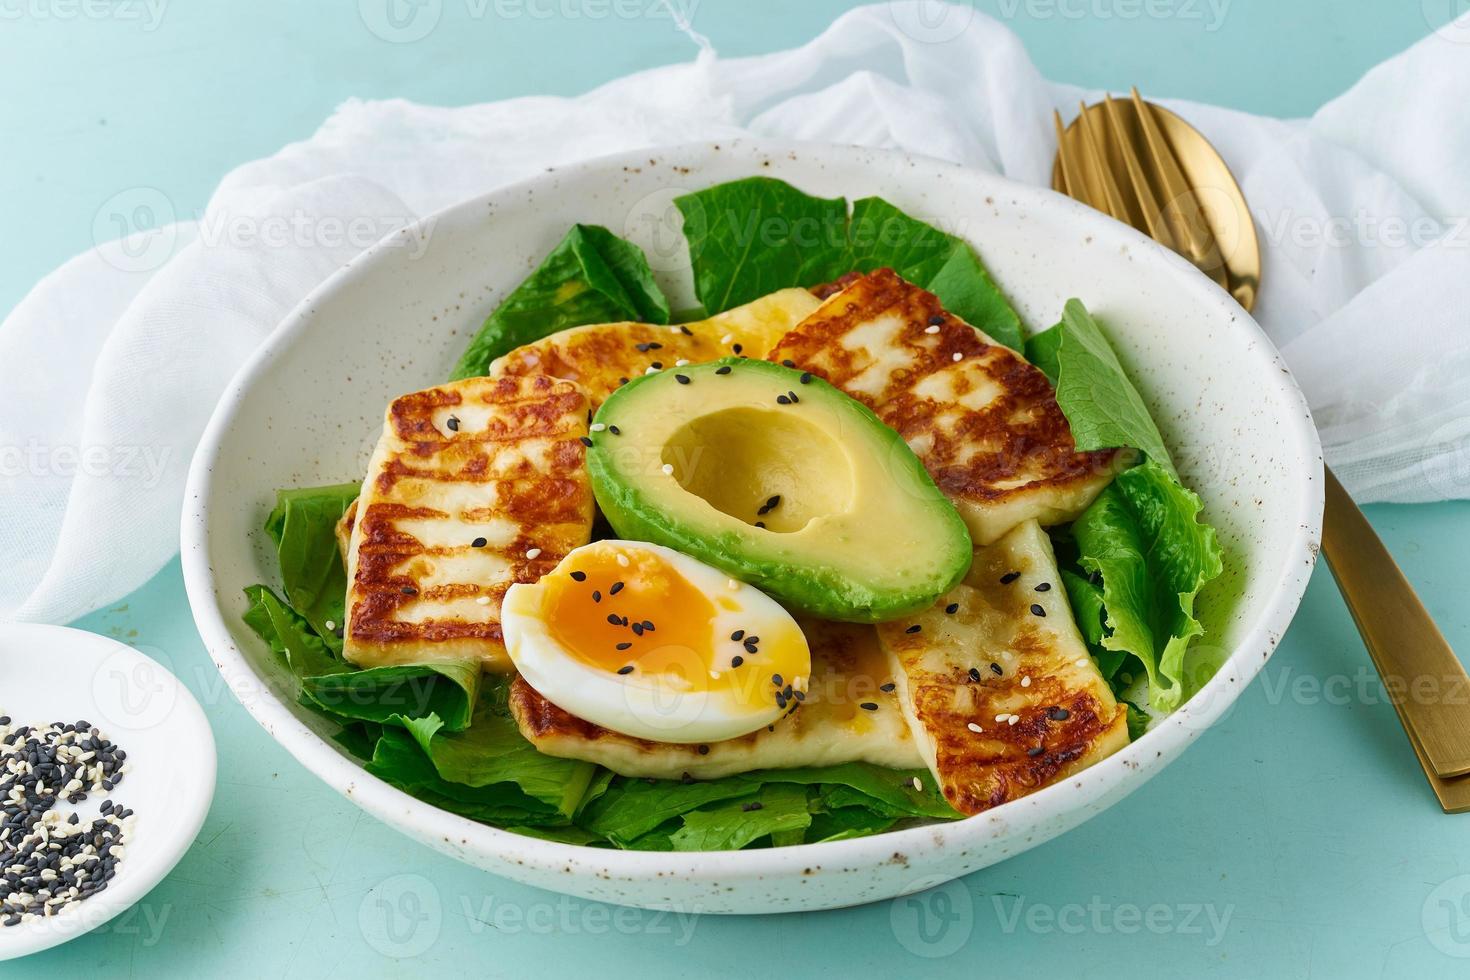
[182,140,1322,913]
[0,624,215,961]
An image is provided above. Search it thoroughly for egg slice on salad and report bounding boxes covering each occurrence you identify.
[502,540,811,744]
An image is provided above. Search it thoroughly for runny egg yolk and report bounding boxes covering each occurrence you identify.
[542,545,807,708]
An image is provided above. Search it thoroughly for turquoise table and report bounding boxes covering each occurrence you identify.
[8,3,1470,976]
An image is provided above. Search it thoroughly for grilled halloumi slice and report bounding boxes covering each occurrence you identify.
[768,269,1127,545]
[876,520,1128,815]
[344,375,595,671]
[488,288,822,408]
[509,619,922,779]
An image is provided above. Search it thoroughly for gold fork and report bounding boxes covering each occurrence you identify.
[1051,90,1470,812]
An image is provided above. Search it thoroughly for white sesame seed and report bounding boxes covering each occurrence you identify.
[661,463,674,475]
[952,351,963,362]
[476,596,491,606]
[324,620,335,631]
[1008,714,1020,726]
[525,548,542,560]
[589,422,606,432]
[1075,658,1090,668]
[675,359,690,367]
[617,554,631,567]
[995,713,1009,723]
[727,579,740,591]
[720,333,734,345]
[645,366,660,375]
[967,722,983,733]
[911,777,923,792]
[924,324,940,334]
[1020,676,1031,688]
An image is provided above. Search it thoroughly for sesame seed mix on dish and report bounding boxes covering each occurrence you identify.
[0,715,133,927]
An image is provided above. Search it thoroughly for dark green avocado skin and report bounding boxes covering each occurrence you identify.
[586,359,973,623]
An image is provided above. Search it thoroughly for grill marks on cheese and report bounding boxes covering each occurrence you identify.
[509,619,922,779]
[343,375,594,671]
[488,288,822,409]
[876,520,1127,815]
[767,269,1126,544]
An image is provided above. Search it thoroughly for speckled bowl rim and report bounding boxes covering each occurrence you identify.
[182,140,1323,894]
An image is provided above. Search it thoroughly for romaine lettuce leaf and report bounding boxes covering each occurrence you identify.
[299,661,480,732]
[1027,299,1174,478]
[1072,459,1223,710]
[450,223,670,379]
[675,177,1023,350]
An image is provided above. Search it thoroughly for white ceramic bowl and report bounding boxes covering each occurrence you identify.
[181,141,1322,914]
[0,624,215,959]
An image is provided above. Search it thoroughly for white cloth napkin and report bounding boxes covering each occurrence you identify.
[4,2,1469,626]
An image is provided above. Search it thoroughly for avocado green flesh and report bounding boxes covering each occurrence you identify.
[587,358,972,622]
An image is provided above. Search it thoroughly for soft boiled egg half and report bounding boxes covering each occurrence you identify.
[502,540,811,743]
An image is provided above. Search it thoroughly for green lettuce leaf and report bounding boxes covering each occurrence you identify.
[1059,569,1127,682]
[740,763,959,820]
[1072,459,1224,711]
[299,661,479,732]
[668,783,812,852]
[243,585,349,678]
[1029,299,1174,478]
[263,483,359,653]
[364,727,565,825]
[450,224,670,380]
[579,778,759,848]
[675,177,1023,349]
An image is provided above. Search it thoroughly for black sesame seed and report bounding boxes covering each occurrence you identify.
[632,623,645,636]
[1030,604,1047,617]
[746,636,759,646]
[680,326,693,336]
[681,772,695,784]
[776,395,791,405]
[697,744,709,755]
[772,674,783,687]
[1000,571,1021,584]
[616,642,632,651]
[880,682,896,692]
[641,620,655,632]
[731,655,744,668]
[715,365,733,375]
[792,690,805,702]
[579,436,593,447]
[968,667,981,682]
[617,665,635,675]
[945,602,959,614]
[592,591,602,603]
[610,581,624,595]
[782,359,796,368]
[609,425,622,435]
[754,521,766,528]
[1047,706,1071,721]
[990,662,1003,675]
[732,343,743,354]
[471,536,488,548]
[607,613,622,625]
[730,629,745,641]
[905,624,922,634]
[741,801,763,812]
[618,377,629,386]
[799,372,812,384]
[446,415,460,431]
[1034,582,1052,593]
[675,374,691,385]
[775,693,787,709]
[570,570,587,581]
[1027,746,1045,757]
[400,586,417,596]
[787,390,800,403]
[860,702,879,711]
[928,314,945,326]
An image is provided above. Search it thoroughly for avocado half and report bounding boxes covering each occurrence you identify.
[586,358,972,623]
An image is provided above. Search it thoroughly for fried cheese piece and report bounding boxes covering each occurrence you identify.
[343,375,594,671]
[767,269,1127,545]
[508,619,922,779]
[876,520,1127,815]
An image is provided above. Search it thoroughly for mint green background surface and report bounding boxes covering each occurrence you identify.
[8,2,1470,976]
